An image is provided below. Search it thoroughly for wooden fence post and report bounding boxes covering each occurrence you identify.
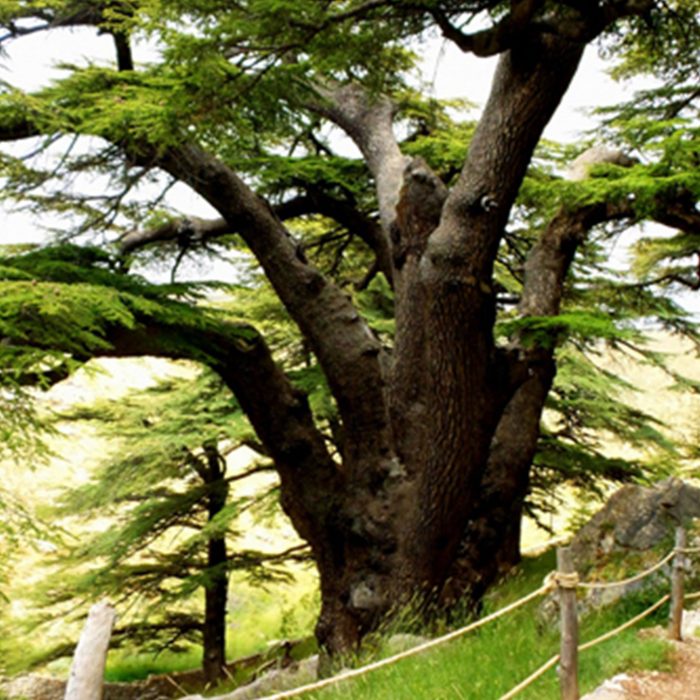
[64,601,116,700]
[557,547,579,700]
[669,526,686,641]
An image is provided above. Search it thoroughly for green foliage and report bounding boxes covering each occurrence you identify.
[0,1,697,679]
[297,550,674,700]
[0,491,43,605]
[11,367,298,669]
[528,344,679,518]
[0,243,257,363]
[499,310,638,350]
[603,0,700,84]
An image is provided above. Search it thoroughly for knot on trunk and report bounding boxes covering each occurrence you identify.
[349,576,384,611]
[392,157,447,269]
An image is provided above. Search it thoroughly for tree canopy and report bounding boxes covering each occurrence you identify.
[1,0,699,657]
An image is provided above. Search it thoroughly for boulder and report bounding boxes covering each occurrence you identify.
[541,479,700,613]
[570,478,700,570]
[180,655,319,700]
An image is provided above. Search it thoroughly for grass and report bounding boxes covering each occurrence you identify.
[4,547,677,700]
[1,548,678,700]
[104,649,202,683]
[101,567,319,683]
[298,551,675,700]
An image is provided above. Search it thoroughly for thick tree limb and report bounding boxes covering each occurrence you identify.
[111,322,350,564]
[411,33,587,589]
[153,143,397,481]
[432,0,654,55]
[653,198,700,236]
[310,84,407,238]
[387,158,447,471]
[446,161,700,602]
[7,298,343,557]
[431,0,546,56]
[534,0,656,44]
[0,94,397,479]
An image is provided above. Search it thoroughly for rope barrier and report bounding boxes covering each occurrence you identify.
[683,590,700,601]
[237,540,692,700]
[577,550,675,590]
[253,583,552,700]
[676,545,700,554]
[497,594,671,700]
[578,594,670,652]
[544,570,579,590]
[497,654,560,700]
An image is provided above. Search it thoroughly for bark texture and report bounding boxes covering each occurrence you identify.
[1,0,676,658]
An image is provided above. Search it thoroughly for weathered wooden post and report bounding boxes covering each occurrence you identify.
[65,601,116,700]
[557,547,579,700]
[669,526,686,641]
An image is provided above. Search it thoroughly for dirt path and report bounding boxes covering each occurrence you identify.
[621,638,700,699]
[585,636,700,700]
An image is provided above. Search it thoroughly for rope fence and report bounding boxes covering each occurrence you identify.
[244,526,699,700]
[254,583,553,700]
[502,526,689,700]
[577,594,670,653]
[577,551,675,590]
[498,653,560,700]
[107,525,694,700]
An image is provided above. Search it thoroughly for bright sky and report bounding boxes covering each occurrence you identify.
[0,28,635,231]
[0,24,697,315]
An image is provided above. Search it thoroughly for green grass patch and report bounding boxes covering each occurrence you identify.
[41,551,676,699]
[102,567,319,683]
[104,647,202,682]
[302,552,675,700]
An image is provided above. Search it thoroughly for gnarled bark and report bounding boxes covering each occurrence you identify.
[0,0,676,658]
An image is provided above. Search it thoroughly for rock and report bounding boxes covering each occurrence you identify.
[540,479,700,616]
[189,655,319,700]
[682,609,700,639]
[0,674,65,700]
[565,146,638,181]
[571,478,700,569]
[581,673,631,699]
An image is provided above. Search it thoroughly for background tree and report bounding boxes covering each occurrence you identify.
[0,0,698,655]
[22,367,311,684]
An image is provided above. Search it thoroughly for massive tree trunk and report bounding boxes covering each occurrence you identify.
[0,0,668,659]
[137,23,627,654]
[274,32,590,647]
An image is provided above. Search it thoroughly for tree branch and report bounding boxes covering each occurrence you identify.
[431,0,546,56]
[105,321,349,555]
[431,0,655,56]
[119,191,393,284]
[0,114,41,141]
[1,2,134,71]
[152,143,397,479]
[119,217,232,254]
[310,83,407,237]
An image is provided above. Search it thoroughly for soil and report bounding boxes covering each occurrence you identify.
[620,637,700,699]
[584,633,700,700]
